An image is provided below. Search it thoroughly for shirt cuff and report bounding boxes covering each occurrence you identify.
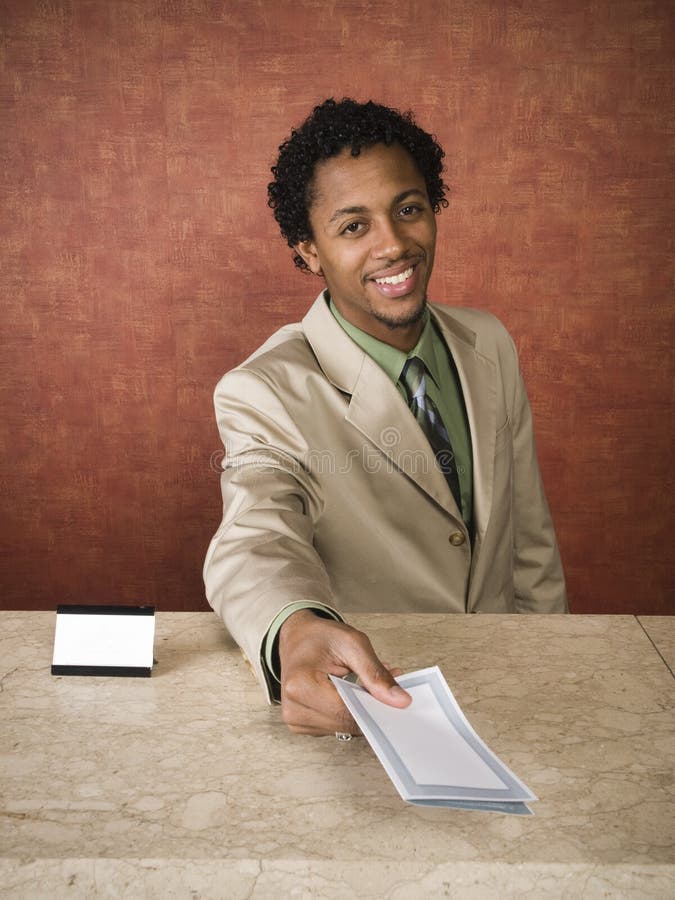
[262,601,343,693]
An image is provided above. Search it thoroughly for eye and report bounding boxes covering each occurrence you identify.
[341,221,366,236]
[399,204,422,217]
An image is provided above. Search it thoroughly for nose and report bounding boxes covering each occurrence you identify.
[371,217,406,260]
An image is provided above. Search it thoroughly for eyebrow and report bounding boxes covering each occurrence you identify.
[327,189,427,224]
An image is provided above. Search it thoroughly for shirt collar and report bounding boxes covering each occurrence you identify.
[328,296,441,388]
[412,313,442,390]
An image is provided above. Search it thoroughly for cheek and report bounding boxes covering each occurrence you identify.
[326,247,365,278]
[422,219,437,245]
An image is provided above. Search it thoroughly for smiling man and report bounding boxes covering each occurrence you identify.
[204,98,567,737]
[296,141,436,347]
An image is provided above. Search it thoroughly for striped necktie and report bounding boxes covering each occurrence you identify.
[400,356,462,511]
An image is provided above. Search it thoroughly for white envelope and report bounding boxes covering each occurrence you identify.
[331,666,537,815]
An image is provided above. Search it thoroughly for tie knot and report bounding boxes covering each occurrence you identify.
[401,356,426,403]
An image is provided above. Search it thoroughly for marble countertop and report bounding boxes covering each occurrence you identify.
[639,616,675,674]
[1,611,673,899]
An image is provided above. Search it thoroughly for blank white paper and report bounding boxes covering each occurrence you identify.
[52,612,155,668]
[357,683,507,789]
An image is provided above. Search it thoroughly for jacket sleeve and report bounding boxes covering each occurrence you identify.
[506,338,568,613]
[203,367,343,701]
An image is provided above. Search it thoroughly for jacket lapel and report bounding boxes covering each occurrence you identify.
[303,293,465,522]
[346,355,462,517]
[429,307,497,541]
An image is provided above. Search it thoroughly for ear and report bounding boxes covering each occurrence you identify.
[295,239,324,277]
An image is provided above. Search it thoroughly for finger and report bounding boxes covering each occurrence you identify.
[281,671,360,735]
[285,717,363,737]
[340,633,411,708]
[282,698,361,736]
[381,662,405,678]
[354,666,410,707]
[286,723,363,738]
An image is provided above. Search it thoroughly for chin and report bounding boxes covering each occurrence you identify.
[373,298,427,331]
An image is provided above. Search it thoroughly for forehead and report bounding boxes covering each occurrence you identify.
[308,143,426,213]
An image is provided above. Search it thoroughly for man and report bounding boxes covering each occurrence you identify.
[204,98,567,738]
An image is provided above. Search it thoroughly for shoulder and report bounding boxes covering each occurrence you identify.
[430,303,512,339]
[429,303,518,365]
[240,321,311,371]
[213,319,322,409]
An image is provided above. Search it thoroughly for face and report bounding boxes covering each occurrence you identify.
[295,143,437,351]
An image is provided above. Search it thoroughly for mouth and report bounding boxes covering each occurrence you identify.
[368,262,421,298]
[374,265,415,286]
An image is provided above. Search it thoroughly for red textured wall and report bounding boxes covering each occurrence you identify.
[1,0,673,614]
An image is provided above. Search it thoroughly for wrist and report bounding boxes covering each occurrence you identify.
[280,607,318,635]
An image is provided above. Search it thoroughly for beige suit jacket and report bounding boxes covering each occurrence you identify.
[204,292,567,699]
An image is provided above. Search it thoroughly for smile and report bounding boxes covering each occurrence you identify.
[374,266,415,286]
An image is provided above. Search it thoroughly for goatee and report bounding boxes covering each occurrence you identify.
[373,299,427,331]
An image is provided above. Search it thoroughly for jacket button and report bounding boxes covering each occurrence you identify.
[449,531,466,547]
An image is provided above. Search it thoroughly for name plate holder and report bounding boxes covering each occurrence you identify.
[51,604,156,677]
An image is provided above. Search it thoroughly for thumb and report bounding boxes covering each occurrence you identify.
[346,642,411,709]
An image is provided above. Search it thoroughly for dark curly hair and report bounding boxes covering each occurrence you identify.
[268,98,449,271]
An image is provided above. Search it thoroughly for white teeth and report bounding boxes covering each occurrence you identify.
[375,266,414,285]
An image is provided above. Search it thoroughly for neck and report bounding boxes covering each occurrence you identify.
[379,320,425,353]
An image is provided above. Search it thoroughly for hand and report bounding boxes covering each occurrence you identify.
[278,609,411,736]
